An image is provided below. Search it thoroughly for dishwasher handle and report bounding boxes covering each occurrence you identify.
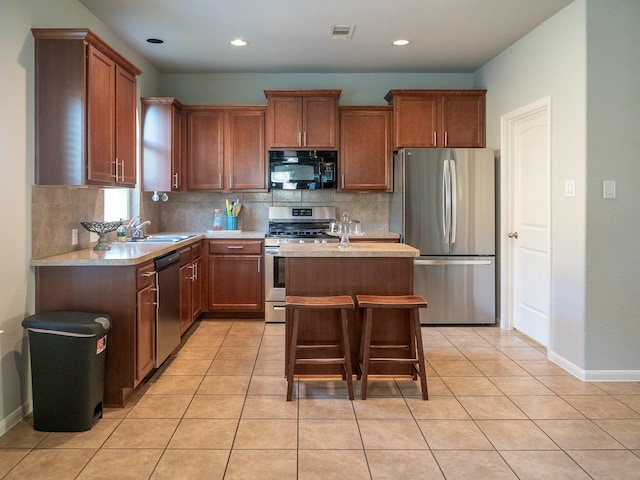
[154,250,180,270]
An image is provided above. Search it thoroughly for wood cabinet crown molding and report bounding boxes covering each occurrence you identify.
[31,28,142,77]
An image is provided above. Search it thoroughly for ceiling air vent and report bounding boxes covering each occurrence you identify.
[330,25,355,40]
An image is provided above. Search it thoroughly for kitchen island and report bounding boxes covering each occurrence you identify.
[279,242,420,376]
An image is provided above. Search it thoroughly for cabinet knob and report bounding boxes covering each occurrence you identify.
[508,232,519,239]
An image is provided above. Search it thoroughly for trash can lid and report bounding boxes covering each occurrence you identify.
[22,311,111,335]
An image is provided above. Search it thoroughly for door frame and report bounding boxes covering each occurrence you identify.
[499,96,552,348]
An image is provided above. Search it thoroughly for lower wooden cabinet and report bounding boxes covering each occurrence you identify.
[179,242,203,334]
[207,240,264,312]
[35,262,157,407]
[135,261,157,383]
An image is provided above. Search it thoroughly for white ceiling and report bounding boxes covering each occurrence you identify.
[79,0,574,74]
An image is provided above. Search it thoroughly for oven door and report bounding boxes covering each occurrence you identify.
[264,245,286,322]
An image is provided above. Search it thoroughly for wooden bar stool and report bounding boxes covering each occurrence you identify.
[356,295,429,400]
[285,295,355,401]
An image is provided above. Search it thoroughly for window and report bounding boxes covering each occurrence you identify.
[104,188,131,222]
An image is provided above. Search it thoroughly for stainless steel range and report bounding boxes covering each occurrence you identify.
[264,206,337,323]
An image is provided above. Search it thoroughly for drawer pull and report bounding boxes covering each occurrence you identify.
[226,245,245,250]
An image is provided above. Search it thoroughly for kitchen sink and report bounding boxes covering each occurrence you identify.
[131,234,197,243]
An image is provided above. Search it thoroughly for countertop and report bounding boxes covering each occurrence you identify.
[30,231,266,267]
[278,242,419,258]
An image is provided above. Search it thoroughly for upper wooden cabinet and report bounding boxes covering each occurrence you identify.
[32,29,141,186]
[185,106,267,191]
[141,98,184,192]
[265,90,341,149]
[385,90,486,149]
[339,106,393,191]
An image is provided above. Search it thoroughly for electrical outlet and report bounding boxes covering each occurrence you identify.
[71,228,78,246]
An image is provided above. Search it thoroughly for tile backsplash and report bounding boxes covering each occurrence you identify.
[32,186,390,258]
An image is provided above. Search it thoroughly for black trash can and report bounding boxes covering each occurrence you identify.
[22,311,112,432]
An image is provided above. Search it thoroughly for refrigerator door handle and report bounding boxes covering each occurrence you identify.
[443,159,451,243]
[450,159,457,244]
[415,259,493,266]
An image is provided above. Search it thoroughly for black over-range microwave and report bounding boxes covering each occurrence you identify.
[268,150,337,189]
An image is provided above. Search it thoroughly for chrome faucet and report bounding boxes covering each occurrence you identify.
[128,216,151,240]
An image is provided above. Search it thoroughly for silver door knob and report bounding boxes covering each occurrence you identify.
[508,232,519,239]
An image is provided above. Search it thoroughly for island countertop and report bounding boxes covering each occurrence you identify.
[278,242,419,258]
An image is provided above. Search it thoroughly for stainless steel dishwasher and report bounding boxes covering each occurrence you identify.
[154,251,181,367]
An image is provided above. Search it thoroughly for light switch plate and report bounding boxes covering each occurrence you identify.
[90,232,99,243]
[564,180,576,197]
[603,180,616,199]
[71,228,78,246]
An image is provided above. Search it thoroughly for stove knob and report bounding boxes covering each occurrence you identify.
[314,239,320,244]
[299,239,305,244]
[321,239,327,244]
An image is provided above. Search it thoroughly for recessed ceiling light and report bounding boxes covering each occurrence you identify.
[230,39,248,47]
[392,39,411,46]
[146,38,164,44]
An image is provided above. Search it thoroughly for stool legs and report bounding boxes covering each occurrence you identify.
[285,295,355,401]
[286,309,301,401]
[357,295,429,401]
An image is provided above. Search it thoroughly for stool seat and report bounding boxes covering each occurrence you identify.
[356,294,429,400]
[356,295,428,309]
[285,295,355,401]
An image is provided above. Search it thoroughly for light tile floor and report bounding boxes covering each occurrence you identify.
[2,320,640,479]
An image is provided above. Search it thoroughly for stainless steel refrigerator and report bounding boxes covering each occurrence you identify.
[389,148,496,325]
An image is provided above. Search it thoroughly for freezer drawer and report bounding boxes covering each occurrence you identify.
[414,257,496,325]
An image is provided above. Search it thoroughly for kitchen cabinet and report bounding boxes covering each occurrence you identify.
[35,262,156,407]
[141,97,184,192]
[185,106,267,191]
[265,90,341,149]
[32,29,141,186]
[179,241,203,334]
[339,106,393,191]
[384,90,486,149]
[135,261,157,383]
[207,240,264,312]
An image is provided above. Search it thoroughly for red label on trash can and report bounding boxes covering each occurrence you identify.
[96,335,107,354]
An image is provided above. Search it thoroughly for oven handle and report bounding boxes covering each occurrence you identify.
[265,247,280,255]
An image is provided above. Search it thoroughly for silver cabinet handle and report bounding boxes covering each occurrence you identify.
[121,160,125,182]
[173,172,179,189]
[142,271,156,277]
[444,131,448,147]
[508,232,519,239]
[415,259,493,266]
[257,257,261,273]
[303,131,307,146]
[226,245,245,250]
[297,131,302,146]
[433,131,437,146]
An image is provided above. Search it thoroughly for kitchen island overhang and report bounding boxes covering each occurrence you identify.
[280,242,421,379]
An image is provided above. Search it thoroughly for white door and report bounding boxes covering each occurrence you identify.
[501,98,551,346]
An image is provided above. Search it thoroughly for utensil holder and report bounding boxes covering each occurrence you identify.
[226,216,238,230]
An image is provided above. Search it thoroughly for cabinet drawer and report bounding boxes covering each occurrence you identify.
[209,240,263,255]
[191,241,202,259]
[137,261,156,290]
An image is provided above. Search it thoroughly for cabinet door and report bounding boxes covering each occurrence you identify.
[303,96,338,148]
[136,284,156,383]
[191,256,203,320]
[87,45,116,184]
[115,66,137,186]
[340,108,392,191]
[441,94,485,148]
[172,106,183,190]
[209,255,263,311]
[187,109,225,190]
[179,262,193,335]
[267,96,303,148]
[227,109,266,190]
[393,95,438,149]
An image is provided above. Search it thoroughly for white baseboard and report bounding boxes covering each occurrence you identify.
[549,351,640,381]
[0,401,32,437]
